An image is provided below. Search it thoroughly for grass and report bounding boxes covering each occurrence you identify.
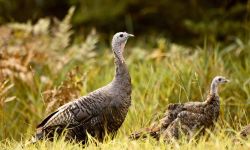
[1,10,250,149]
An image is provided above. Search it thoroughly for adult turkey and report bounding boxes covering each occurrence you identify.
[130,76,229,141]
[32,32,134,144]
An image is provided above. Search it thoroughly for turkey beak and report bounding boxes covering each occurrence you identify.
[127,34,134,37]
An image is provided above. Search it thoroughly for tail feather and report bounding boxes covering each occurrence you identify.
[24,127,44,147]
[32,130,44,143]
[24,136,41,147]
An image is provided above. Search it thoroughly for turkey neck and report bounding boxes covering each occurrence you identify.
[206,81,219,103]
[113,54,131,87]
[210,80,218,96]
[112,47,131,94]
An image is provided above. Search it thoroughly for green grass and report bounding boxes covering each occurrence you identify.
[1,16,250,149]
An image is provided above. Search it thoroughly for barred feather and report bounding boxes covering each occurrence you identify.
[31,32,133,144]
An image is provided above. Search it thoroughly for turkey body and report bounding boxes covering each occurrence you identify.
[161,94,220,140]
[130,94,220,141]
[35,62,131,143]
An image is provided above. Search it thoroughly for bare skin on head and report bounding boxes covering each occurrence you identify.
[210,76,230,96]
[30,32,134,144]
[112,32,134,63]
[130,76,229,141]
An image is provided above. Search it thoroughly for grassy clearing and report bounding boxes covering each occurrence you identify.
[1,10,250,149]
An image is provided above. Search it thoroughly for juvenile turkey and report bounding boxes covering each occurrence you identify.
[32,32,134,144]
[130,76,229,141]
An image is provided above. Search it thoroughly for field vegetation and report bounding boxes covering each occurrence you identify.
[0,7,250,150]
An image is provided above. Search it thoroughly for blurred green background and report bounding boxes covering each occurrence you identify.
[0,0,249,45]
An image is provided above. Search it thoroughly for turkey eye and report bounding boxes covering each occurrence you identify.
[119,34,123,38]
[218,78,222,81]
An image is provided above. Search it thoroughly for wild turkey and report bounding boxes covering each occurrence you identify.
[130,76,229,141]
[32,32,134,144]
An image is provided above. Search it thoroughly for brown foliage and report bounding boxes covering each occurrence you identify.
[0,7,97,87]
[0,47,34,84]
[43,67,85,113]
[0,76,15,108]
